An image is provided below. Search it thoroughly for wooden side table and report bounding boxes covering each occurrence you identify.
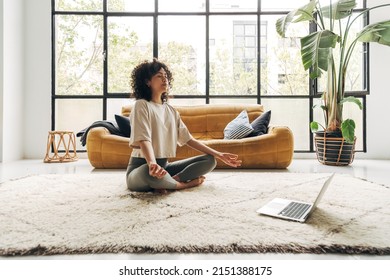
[44,131,78,163]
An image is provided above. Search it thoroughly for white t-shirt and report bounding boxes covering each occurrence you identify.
[129,99,193,158]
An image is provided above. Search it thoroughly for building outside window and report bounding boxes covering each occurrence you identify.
[52,0,368,153]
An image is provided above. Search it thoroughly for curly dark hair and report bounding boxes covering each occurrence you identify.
[130,58,173,102]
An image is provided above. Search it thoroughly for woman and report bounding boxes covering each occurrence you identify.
[126,58,241,192]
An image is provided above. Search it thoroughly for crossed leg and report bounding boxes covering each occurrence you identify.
[126,154,216,192]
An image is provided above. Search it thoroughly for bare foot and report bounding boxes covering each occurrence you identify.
[172,175,180,182]
[176,176,206,190]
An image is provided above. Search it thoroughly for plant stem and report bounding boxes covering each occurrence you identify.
[329,50,341,131]
[316,1,326,30]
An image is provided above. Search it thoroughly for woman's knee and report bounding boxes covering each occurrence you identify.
[127,164,177,191]
[126,164,152,192]
[203,154,217,170]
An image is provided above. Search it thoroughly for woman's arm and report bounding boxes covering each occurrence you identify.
[186,139,242,168]
[139,140,167,179]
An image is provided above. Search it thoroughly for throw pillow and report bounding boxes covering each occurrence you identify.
[247,110,271,137]
[115,114,131,138]
[223,110,254,139]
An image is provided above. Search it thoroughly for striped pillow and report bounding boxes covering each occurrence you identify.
[224,110,254,140]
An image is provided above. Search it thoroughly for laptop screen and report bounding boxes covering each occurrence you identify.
[312,173,335,208]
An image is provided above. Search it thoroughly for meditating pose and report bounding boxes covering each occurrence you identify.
[126,58,241,192]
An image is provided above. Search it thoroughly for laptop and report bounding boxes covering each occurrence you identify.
[256,174,335,223]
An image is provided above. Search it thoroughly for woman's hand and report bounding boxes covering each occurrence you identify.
[185,139,241,167]
[148,163,167,179]
[216,153,242,168]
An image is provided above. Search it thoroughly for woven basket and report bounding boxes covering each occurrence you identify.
[314,136,356,166]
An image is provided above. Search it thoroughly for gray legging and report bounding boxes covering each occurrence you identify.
[126,154,217,192]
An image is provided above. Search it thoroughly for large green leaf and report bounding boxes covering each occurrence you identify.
[276,0,317,37]
[322,0,357,20]
[300,30,340,79]
[310,121,320,132]
[340,96,363,109]
[358,20,390,46]
[341,119,356,143]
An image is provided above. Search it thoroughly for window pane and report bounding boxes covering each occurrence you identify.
[313,97,363,150]
[107,99,134,120]
[159,16,206,96]
[209,98,257,105]
[261,0,310,12]
[55,99,103,151]
[261,1,364,12]
[159,0,205,12]
[356,0,364,8]
[108,0,154,12]
[341,43,364,91]
[261,98,310,151]
[210,15,257,95]
[210,0,257,12]
[261,15,309,95]
[55,15,103,96]
[108,17,153,93]
[318,14,365,92]
[55,0,102,11]
[343,98,364,151]
[169,98,206,106]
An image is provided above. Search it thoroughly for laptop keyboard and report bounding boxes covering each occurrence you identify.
[279,202,311,220]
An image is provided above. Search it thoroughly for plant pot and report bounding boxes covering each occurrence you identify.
[314,132,356,166]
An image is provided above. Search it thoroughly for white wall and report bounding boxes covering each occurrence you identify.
[23,0,51,159]
[0,0,4,161]
[13,0,390,159]
[365,0,390,159]
[0,0,24,162]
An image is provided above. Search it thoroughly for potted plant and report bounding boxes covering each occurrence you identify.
[276,0,390,165]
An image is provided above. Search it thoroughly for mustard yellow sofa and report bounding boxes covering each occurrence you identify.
[86,104,294,169]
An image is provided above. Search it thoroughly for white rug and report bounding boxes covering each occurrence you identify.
[0,172,389,256]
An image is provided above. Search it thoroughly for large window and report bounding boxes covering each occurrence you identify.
[52,0,368,152]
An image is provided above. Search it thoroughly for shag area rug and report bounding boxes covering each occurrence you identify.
[1,172,389,256]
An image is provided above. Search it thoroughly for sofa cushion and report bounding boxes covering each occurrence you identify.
[248,110,271,137]
[223,110,254,139]
[115,114,131,138]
